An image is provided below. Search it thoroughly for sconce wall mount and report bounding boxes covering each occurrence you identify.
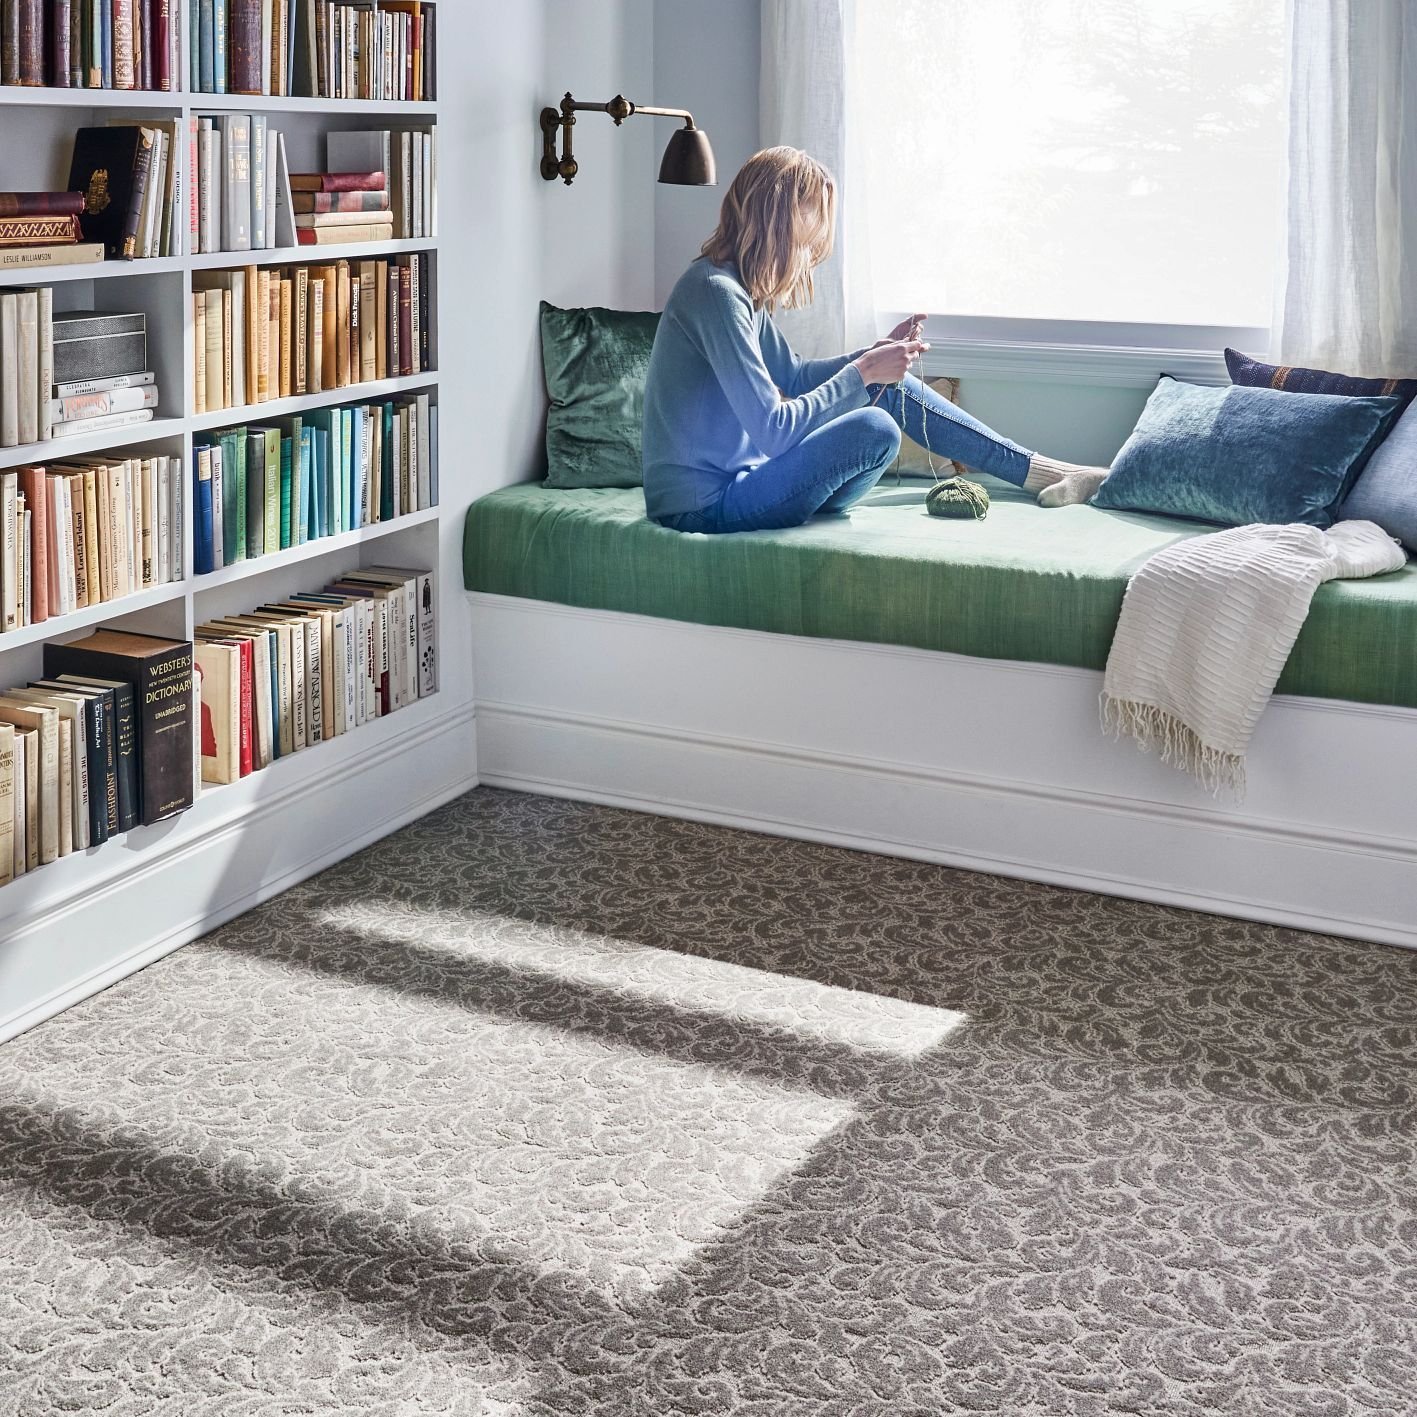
[540,92,716,189]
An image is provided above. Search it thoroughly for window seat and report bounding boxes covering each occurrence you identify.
[463,479,1417,710]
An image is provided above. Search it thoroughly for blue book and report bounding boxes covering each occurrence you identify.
[212,0,228,95]
[380,402,394,521]
[190,0,202,95]
[299,428,313,543]
[194,450,215,575]
[309,429,323,539]
[198,0,214,93]
[100,0,113,87]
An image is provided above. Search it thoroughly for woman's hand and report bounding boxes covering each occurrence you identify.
[853,338,930,387]
[886,313,927,343]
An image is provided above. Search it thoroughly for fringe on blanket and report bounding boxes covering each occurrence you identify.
[1100,693,1246,798]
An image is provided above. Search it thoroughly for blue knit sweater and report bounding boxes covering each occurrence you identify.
[642,258,869,519]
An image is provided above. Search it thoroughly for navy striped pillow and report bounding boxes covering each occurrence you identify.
[1225,348,1417,411]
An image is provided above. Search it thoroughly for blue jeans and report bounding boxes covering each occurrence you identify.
[657,374,1033,534]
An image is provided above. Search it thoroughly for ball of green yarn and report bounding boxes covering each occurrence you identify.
[925,476,990,520]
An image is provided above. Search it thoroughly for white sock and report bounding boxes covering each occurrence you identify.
[1025,454,1109,506]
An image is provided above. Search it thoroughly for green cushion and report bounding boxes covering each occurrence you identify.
[540,301,661,489]
[463,479,1417,710]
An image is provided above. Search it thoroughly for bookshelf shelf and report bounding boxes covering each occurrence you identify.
[0,580,186,653]
[0,256,189,290]
[192,96,438,117]
[0,88,184,111]
[0,418,187,472]
[192,505,439,591]
[189,373,438,432]
[187,239,437,271]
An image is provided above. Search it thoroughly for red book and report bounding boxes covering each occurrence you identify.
[17,0,44,85]
[229,0,262,95]
[17,468,49,625]
[153,0,170,91]
[292,191,390,214]
[288,172,387,194]
[232,637,253,776]
[0,193,86,218]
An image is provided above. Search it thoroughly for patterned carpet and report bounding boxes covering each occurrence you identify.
[2,788,1415,1417]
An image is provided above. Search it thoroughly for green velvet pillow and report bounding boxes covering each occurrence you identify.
[540,301,661,489]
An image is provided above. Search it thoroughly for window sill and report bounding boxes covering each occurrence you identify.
[920,338,1230,389]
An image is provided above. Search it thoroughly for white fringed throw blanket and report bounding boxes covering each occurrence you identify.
[1102,520,1407,793]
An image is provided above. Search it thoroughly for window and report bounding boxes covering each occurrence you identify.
[855,0,1287,346]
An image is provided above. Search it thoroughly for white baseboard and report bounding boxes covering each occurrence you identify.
[471,594,1417,953]
[0,702,479,1045]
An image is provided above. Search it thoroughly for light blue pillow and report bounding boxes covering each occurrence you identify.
[1093,375,1401,528]
[1341,400,1417,549]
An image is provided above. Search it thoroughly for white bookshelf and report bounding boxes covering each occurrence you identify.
[0,1,477,1043]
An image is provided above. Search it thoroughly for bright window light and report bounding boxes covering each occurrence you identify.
[856,0,1288,332]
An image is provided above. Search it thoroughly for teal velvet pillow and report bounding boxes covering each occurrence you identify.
[1092,375,1402,528]
[541,301,661,489]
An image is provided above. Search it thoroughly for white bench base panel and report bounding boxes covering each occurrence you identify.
[471,593,1417,952]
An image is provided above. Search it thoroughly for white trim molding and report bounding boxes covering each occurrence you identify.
[922,339,1229,388]
[470,594,1417,952]
[0,703,480,1045]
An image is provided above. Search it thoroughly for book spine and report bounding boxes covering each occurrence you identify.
[0,193,88,218]
[154,0,170,90]
[50,0,74,85]
[51,408,155,439]
[229,0,261,93]
[1,0,18,85]
[16,0,44,85]
[0,244,103,272]
[113,0,135,87]
[398,262,412,378]
[100,0,112,87]
[36,287,52,443]
[116,130,156,259]
[0,214,85,245]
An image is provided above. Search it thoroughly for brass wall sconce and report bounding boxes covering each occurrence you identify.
[540,93,717,188]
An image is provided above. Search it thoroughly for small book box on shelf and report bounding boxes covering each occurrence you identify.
[0,1,469,1045]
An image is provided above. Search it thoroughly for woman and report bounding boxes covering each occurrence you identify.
[643,147,1109,533]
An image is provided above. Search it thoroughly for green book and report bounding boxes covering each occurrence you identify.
[279,436,294,550]
[219,431,242,565]
[245,429,266,559]
[257,427,280,554]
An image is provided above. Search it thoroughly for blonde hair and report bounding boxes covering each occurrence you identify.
[701,146,836,311]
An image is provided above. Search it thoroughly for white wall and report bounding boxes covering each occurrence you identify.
[652,0,762,305]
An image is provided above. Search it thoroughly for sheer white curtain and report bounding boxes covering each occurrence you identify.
[759,0,877,359]
[1273,0,1417,376]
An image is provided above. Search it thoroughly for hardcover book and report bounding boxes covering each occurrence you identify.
[67,126,154,259]
[44,631,194,826]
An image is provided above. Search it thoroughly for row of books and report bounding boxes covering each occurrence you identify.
[0,0,181,91]
[193,391,434,572]
[2,292,157,448]
[195,563,437,786]
[1,454,183,631]
[193,113,296,254]
[192,252,431,414]
[188,0,435,101]
[0,629,195,886]
[326,130,436,241]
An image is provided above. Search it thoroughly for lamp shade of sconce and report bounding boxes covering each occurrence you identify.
[658,125,717,186]
[540,93,717,188]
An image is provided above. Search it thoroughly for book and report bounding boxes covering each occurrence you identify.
[0,723,13,886]
[295,209,394,229]
[0,214,83,245]
[194,640,241,783]
[0,243,104,271]
[289,171,385,193]
[68,126,154,260]
[0,699,59,864]
[50,384,159,422]
[52,408,155,439]
[55,370,155,399]
[44,631,194,826]
[292,190,389,214]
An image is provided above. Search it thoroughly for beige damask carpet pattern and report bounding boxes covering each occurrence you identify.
[1,788,1414,1415]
